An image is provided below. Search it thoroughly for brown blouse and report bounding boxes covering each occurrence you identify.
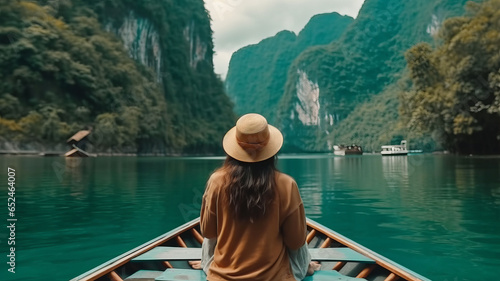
[200,170,307,281]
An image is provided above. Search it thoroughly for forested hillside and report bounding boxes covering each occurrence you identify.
[0,0,234,154]
[401,0,500,154]
[225,12,353,123]
[276,0,477,152]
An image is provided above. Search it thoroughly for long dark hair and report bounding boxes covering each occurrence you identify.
[220,155,277,221]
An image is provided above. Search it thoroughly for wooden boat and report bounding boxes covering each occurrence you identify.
[333,145,363,156]
[71,218,430,281]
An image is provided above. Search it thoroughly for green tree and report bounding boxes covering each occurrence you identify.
[274,0,474,152]
[402,0,500,154]
[0,0,234,153]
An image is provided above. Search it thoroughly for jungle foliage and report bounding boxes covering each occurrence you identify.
[332,82,439,153]
[0,0,234,153]
[401,0,500,154]
[270,0,480,152]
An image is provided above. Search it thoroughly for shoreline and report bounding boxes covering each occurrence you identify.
[2,150,500,158]
[0,150,216,157]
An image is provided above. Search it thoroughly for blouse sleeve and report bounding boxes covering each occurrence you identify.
[200,174,218,239]
[281,180,307,250]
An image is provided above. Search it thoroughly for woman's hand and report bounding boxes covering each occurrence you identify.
[189,260,202,269]
[307,261,321,275]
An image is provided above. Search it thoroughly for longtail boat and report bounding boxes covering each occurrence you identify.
[71,218,431,281]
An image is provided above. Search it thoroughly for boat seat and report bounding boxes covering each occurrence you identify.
[133,247,375,263]
[133,247,202,261]
[155,268,206,281]
[308,248,375,263]
[124,270,164,281]
[304,270,368,281]
[153,269,367,281]
[125,269,366,281]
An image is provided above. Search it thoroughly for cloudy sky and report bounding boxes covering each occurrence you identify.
[204,0,366,78]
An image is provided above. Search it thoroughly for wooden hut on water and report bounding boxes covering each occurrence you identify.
[65,130,91,157]
[67,130,90,149]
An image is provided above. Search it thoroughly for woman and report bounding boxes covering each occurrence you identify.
[200,113,319,281]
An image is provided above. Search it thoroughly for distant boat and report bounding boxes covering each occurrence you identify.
[381,140,408,156]
[333,144,363,156]
[70,217,430,281]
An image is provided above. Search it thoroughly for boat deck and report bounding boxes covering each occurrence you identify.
[71,218,430,281]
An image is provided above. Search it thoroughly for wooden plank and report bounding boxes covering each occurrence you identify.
[155,269,206,281]
[356,265,376,278]
[133,247,201,261]
[176,236,187,248]
[307,229,317,244]
[124,270,163,281]
[332,261,346,271]
[303,270,367,281]
[134,247,375,263]
[384,273,400,281]
[320,237,332,248]
[309,248,375,263]
[190,229,204,244]
[109,271,124,281]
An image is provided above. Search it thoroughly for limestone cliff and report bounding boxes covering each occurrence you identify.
[276,0,478,151]
[0,0,234,153]
[225,12,353,123]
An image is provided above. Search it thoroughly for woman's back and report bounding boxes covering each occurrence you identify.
[200,170,306,281]
[200,113,312,280]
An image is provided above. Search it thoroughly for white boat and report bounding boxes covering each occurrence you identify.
[381,140,408,156]
[333,144,363,156]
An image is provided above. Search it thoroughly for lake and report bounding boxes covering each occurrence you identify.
[0,154,499,281]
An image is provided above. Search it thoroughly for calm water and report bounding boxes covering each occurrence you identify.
[0,154,499,281]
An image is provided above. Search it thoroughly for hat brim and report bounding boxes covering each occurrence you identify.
[222,125,283,163]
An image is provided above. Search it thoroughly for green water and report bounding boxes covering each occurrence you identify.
[0,154,499,281]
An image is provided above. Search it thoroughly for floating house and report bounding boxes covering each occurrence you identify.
[67,130,90,149]
[65,130,91,157]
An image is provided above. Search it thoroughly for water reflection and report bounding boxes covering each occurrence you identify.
[64,157,86,198]
[280,158,324,218]
[381,156,409,189]
[0,155,499,281]
[285,155,500,280]
[492,186,500,205]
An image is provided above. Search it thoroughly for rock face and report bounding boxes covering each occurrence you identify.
[275,0,476,152]
[0,0,234,154]
[107,12,210,84]
[93,0,235,153]
[184,20,208,69]
[106,12,162,82]
[295,70,320,126]
[225,12,353,123]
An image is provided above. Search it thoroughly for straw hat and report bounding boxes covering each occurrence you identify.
[223,113,283,163]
